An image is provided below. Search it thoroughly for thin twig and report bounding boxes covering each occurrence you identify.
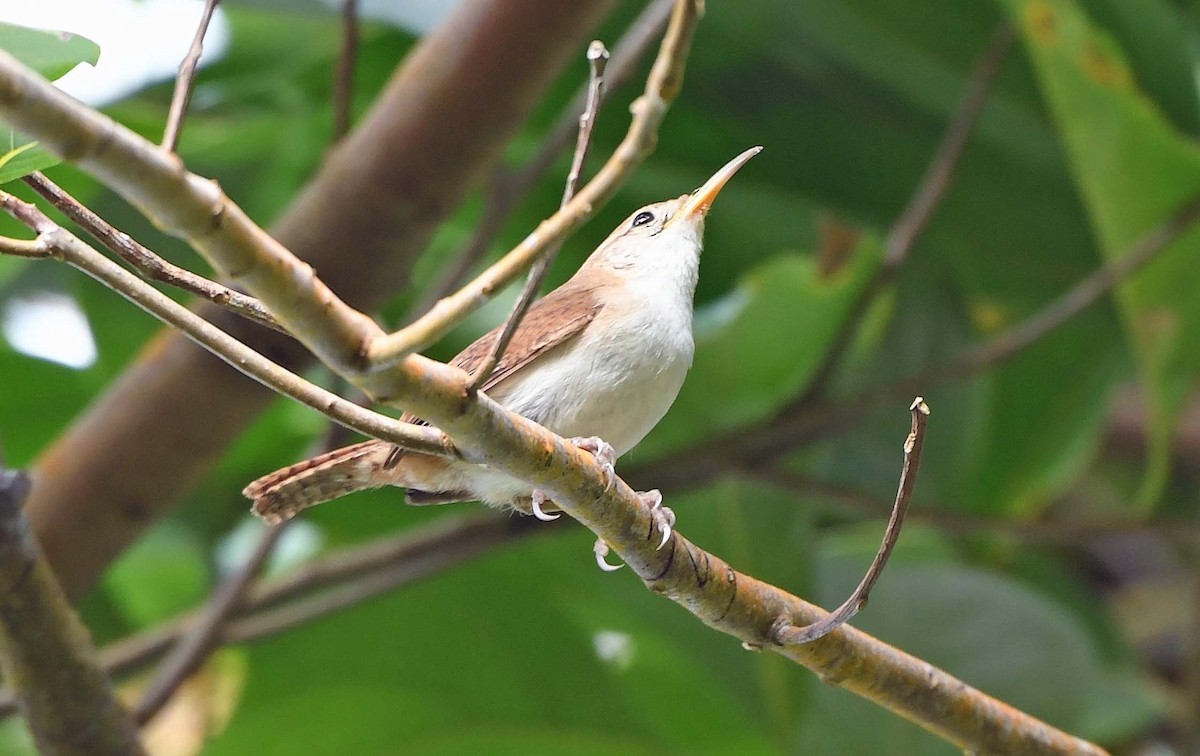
[469,41,609,390]
[162,0,220,152]
[24,172,285,333]
[366,0,702,368]
[332,0,358,141]
[0,466,146,755]
[408,0,675,316]
[0,190,452,457]
[773,398,929,645]
[134,523,286,725]
[792,23,1014,408]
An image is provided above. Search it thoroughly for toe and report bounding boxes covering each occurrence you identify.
[593,537,624,572]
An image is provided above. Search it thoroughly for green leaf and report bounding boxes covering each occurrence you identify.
[102,525,209,627]
[0,22,99,80]
[0,22,99,183]
[1001,0,1200,506]
[0,141,60,186]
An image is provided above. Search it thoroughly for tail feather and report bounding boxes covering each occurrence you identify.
[243,440,394,524]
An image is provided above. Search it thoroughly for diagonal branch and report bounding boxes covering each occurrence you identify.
[332,0,358,141]
[0,467,146,756]
[773,397,929,644]
[365,0,702,368]
[470,40,610,390]
[23,172,284,333]
[0,191,451,457]
[410,0,674,315]
[162,0,220,152]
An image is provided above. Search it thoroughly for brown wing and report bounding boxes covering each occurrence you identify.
[396,278,604,426]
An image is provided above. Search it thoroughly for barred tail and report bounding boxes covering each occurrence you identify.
[243,440,394,524]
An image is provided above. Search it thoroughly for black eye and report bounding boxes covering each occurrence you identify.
[631,211,654,228]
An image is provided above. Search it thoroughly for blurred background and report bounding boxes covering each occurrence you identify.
[3,0,1200,753]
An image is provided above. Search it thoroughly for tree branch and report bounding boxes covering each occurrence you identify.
[365,0,702,368]
[0,467,145,755]
[332,0,358,141]
[773,397,929,644]
[470,40,610,390]
[0,191,452,457]
[23,172,285,334]
[0,512,540,720]
[409,0,674,315]
[161,0,220,153]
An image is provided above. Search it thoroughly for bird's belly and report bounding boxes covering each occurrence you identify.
[492,326,693,456]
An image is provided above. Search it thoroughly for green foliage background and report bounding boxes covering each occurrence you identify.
[3,0,1199,752]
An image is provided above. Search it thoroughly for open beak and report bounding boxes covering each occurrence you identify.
[667,145,762,227]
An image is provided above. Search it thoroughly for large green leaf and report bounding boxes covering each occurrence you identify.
[1002,0,1200,505]
[0,22,99,184]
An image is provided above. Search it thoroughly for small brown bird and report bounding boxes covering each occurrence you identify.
[244,147,761,561]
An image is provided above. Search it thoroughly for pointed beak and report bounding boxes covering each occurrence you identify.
[667,146,762,227]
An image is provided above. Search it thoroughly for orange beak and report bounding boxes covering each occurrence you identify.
[668,145,762,226]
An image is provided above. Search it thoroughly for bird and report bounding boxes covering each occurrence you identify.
[244,146,761,566]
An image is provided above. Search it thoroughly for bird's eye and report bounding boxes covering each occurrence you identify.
[631,211,654,228]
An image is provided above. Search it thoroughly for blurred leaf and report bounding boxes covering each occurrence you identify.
[0,22,99,80]
[103,525,209,627]
[0,22,99,182]
[1003,0,1200,506]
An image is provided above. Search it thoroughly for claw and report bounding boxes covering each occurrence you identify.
[637,489,674,550]
[593,537,624,572]
[570,436,618,490]
[530,490,561,522]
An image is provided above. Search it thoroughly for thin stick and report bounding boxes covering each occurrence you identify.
[332,0,359,141]
[134,523,285,725]
[793,23,1014,408]
[366,0,702,368]
[408,0,675,316]
[162,0,220,152]
[24,172,285,333]
[0,467,146,755]
[0,190,452,457]
[773,398,929,645]
[469,41,609,390]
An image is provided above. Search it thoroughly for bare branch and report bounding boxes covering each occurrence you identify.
[0,513,540,719]
[162,0,220,152]
[470,40,610,390]
[0,190,452,457]
[773,398,929,644]
[0,467,145,755]
[409,0,675,315]
[366,0,703,368]
[794,23,1015,407]
[332,0,359,141]
[24,172,285,333]
[134,523,286,725]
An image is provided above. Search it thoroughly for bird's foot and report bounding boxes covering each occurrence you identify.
[569,436,617,490]
[593,537,623,572]
[638,489,675,550]
[529,488,560,522]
